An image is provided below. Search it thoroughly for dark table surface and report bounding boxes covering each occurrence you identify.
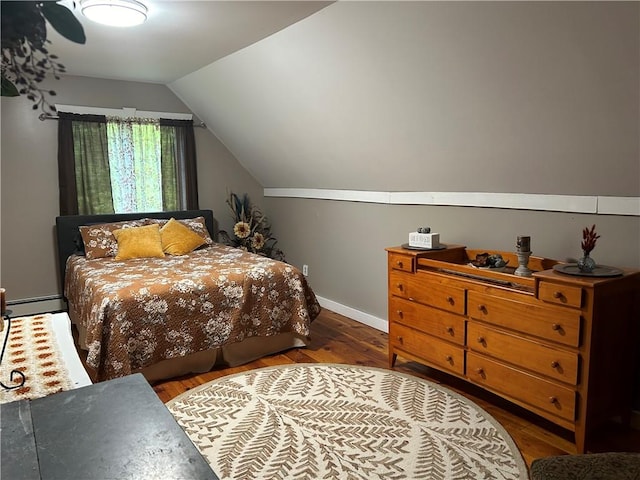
[1,373,219,480]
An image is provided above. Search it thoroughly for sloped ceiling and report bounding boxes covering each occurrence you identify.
[168,1,639,196]
[46,2,639,196]
[46,1,333,83]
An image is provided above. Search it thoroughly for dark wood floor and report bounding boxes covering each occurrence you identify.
[150,308,640,469]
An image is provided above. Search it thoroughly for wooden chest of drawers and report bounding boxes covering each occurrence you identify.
[386,245,640,453]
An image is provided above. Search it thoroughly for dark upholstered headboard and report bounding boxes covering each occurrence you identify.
[55,209,217,292]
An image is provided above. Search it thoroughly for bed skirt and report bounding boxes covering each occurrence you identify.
[70,312,309,383]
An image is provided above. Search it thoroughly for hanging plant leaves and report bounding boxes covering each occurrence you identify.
[1,1,86,112]
[1,2,47,50]
[1,75,20,97]
[41,2,86,45]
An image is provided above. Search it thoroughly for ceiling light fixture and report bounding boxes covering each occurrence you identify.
[80,0,148,27]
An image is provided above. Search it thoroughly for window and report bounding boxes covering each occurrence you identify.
[57,112,198,215]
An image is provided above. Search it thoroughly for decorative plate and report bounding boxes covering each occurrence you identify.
[553,263,623,277]
[401,243,447,251]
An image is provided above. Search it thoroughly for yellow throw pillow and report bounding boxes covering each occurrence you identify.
[113,224,165,260]
[160,217,206,255]
[79,219,147,259]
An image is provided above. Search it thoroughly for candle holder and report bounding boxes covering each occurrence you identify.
[516,236,530,253]
[514,251,533,277]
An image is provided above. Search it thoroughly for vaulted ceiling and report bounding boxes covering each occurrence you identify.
[47,1,333,83]
[46,1,639,196]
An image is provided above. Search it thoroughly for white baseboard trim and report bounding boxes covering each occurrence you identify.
[264,188,640,216]
[316,295,388,333]
[7,295,66,317]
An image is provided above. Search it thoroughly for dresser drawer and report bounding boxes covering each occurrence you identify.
[388,253,414,273]
[389,271,466,315]
[467,291,581,347]
[390,323,464,375]
[467,322,579,385]
[467,352,576,422]
[389,297,465,345]
[538,281,583,309]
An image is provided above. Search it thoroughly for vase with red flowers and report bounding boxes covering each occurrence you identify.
[577,224,600,273]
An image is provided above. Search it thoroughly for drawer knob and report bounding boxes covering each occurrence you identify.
[475,367,485,376]
[477,304,487,312]
[396,260,403,267]
[447,296,454,304]
[553,291,563,299]
[551,360,560,369]
[445,355,453,363]
[477,336,486,344]
[396,335,403,343]
[549,396,558,404]
[446,326,454,335]
[396,310,403,318]
[552,323,561,331]
[396,284,404,291]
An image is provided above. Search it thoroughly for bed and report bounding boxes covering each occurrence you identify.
[56,209,321,383]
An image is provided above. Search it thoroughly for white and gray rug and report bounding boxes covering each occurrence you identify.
[167,363,528,480]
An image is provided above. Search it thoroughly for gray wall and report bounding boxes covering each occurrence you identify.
[0,76,262,305]
[168,0,640,315]
[265,198,639,320]
[262,198,640,411]
[173,1,640,408]
[170,1,639,195]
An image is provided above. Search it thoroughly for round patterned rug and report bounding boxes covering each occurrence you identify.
[167,363,528,480]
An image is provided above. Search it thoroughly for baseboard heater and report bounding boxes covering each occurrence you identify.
[6,294,66,317]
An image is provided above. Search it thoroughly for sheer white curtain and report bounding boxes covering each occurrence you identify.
[106,117,162,213]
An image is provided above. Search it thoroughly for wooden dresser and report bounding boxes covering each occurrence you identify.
[386,245,640,453]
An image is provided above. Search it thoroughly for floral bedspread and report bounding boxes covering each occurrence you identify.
[64,244,321,381]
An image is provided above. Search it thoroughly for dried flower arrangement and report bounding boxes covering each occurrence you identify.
[218,192,285,261]
[576,224,601,273]
[581,224,601,255]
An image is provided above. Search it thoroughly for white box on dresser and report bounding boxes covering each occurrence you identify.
[409,232,440,248]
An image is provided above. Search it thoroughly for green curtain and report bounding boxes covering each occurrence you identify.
[58,113,114,215]
[159,124,179,211]
[58,115,198,215]
[160,118,199,210]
